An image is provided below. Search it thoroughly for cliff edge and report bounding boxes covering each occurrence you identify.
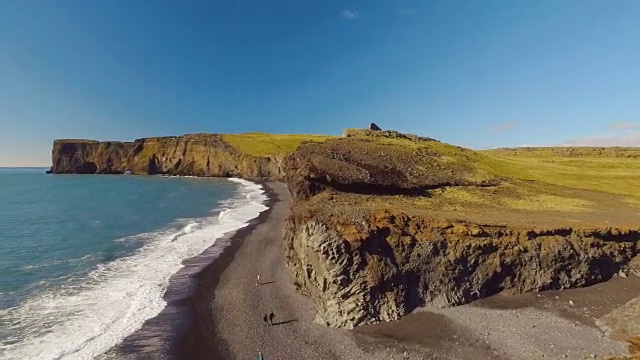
[281,130,640,328]
[50,133,330,178]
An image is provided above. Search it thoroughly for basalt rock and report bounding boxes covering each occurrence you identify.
[283,213,640,328]
[281,134,640,329]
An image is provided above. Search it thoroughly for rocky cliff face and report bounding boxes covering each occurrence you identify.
[51,134,286,178]
[280,134,640,328]
[283,212,640,328]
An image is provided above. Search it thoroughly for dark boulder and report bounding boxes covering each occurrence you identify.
[369,122,382,131]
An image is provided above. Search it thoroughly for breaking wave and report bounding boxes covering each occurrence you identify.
[0,178,268,360]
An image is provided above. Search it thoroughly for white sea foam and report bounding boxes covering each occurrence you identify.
[0,178,268,360]
[22,254,98,271]
[169,221,199,241]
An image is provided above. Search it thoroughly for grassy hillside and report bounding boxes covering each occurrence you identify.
[221,132,333,157]
[290,132,640,229]
[482,147,640,200]
[215,130,639,226]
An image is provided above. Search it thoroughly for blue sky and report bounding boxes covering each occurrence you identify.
[1,0,640,166]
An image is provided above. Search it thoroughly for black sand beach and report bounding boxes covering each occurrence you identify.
[99,180,278,360]
[180,182,371,359]
[178,181,280,359]
[105,181,640,360]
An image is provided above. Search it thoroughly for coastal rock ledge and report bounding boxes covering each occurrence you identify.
[280,135,640,328]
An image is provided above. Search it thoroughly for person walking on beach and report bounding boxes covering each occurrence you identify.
[268,312,275,326]
[256,274,261,285]
[263,313,269,326]
[257,350,264,360]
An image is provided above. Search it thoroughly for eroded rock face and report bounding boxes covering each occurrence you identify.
[51,134,286,178]
[284,220,405,328]
[280,134,640,328]
[283,214,640,328]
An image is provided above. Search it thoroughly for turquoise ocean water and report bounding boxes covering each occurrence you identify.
[0,168,267,359]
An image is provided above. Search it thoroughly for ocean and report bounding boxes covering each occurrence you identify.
[0,168,268,359]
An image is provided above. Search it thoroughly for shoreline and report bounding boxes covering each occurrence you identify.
[100,178,276,360]
[101,179,640,360]
[177,180,278,359]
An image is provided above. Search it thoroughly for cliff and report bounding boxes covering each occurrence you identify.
[50,133,330,178]
[284,213,640,328]
[280,132,640,328]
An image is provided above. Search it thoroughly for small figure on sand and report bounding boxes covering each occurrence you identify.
[263,312,275,326]
[257,350,264,360]
[256,274,261,285]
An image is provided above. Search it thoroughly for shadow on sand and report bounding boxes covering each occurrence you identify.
[271,319,298,326]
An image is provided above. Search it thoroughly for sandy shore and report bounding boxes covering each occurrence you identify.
[176,181,640,360]
[180,181,372,359]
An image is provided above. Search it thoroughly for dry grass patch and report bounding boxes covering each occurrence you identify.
[507,194,593,212]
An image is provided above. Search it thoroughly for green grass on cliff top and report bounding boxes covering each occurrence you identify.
[481,147,640,199]
[336,134,640,217]
[224,130,640,204]
[222,132,333,157]
[295,132,640,201]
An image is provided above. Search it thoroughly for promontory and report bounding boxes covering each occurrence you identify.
[50,127,640,358]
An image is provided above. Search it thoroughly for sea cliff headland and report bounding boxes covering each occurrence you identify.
[51,126,640,359]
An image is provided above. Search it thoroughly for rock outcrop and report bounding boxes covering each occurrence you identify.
[280,132,640,328]
[51,134,286,178]
[285,137,498,199]
[342,127,439,142]
[284,212,640,328]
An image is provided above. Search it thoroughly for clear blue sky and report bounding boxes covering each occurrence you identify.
[1,0,640,166]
